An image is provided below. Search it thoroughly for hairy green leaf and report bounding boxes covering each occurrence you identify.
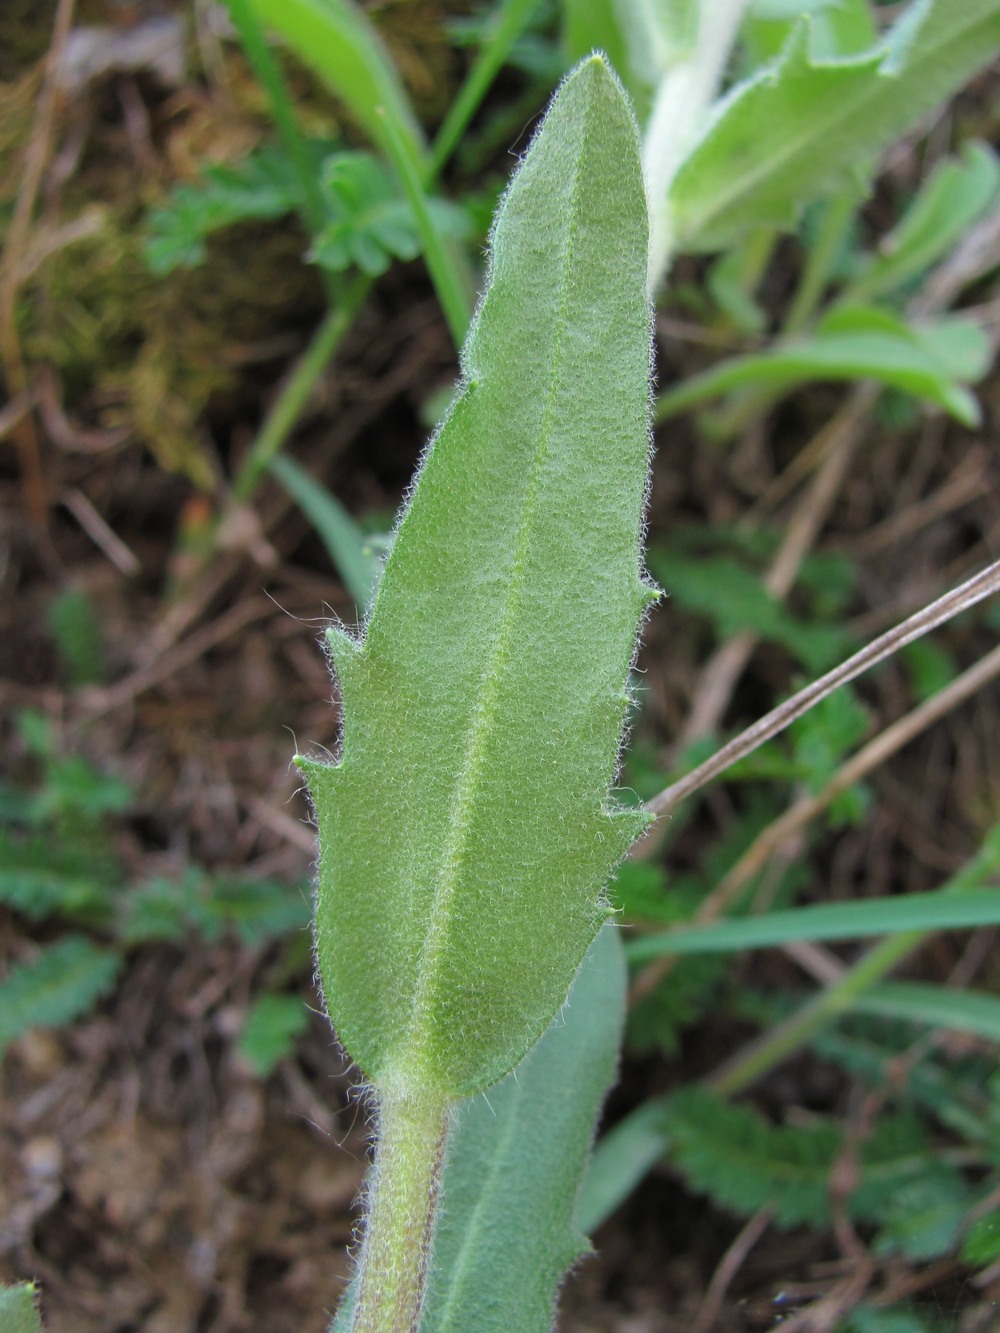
[421,924,627,1330]
[329,927,627,1332]
[0,1284,43,1333]
[669,0,1000,251]
[298,57,656,1101]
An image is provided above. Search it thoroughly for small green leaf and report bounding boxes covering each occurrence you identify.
[238,993,309,1075]
[669,0,1000,251]
[656,305,985,426]
[47,587,104,687]
[0,831,114,922]
[963,1207,1000,1266]
[843,1305,943,1333]
[663,1086,840,1227]
[309,153,468,279]
[0,936,121,1059]
[299,57,656,1101]
[663,1091,939,1233]
[0,1283,44,1333]
[576,1095,671,1233]
[648,549,849,671]
[902,638,957,702]
[851,141,1000,300]
[143,143,307,275]
[872,1165,971,1261]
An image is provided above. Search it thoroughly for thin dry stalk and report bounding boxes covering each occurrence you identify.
[691,1206,774,1333]
[645,557,1000,822]
[0,0,77,523]
[630,635,1000,1003]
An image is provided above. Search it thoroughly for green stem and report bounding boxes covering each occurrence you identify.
[378,106,475,348]
[644,0,749,291]
[231,280,367,505]
[224,0,327,236]
[352,1092,452,1333]
[707,929,924,1098]
[784,190,858,334]
[427,0,540,180]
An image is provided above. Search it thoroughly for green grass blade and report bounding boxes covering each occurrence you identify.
[626,890,1000,963]
[248,0,477,348]
[430,0,542,179]
[268,453,380,613]
[669,0,1000,252]
[248,0,427,176]
[232,287,366,504]
[223,0,327,234]
[375,106,475,347]
[858,981,1000,1043]
[299,57,656,1101]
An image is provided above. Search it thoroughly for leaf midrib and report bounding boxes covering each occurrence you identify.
[399,115,591,1093]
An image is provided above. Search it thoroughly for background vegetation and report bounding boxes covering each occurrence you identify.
[2,1,1000,1329]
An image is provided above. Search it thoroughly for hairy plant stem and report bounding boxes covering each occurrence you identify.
[644,0,749,291]
[352,1092,452,1333]
[232,280,369,505]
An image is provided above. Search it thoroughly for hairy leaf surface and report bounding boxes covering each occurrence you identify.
[0,1284,43,1333]
[329,926,628,1332]
[421,925,627,1331]
[298,57,656,1100]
